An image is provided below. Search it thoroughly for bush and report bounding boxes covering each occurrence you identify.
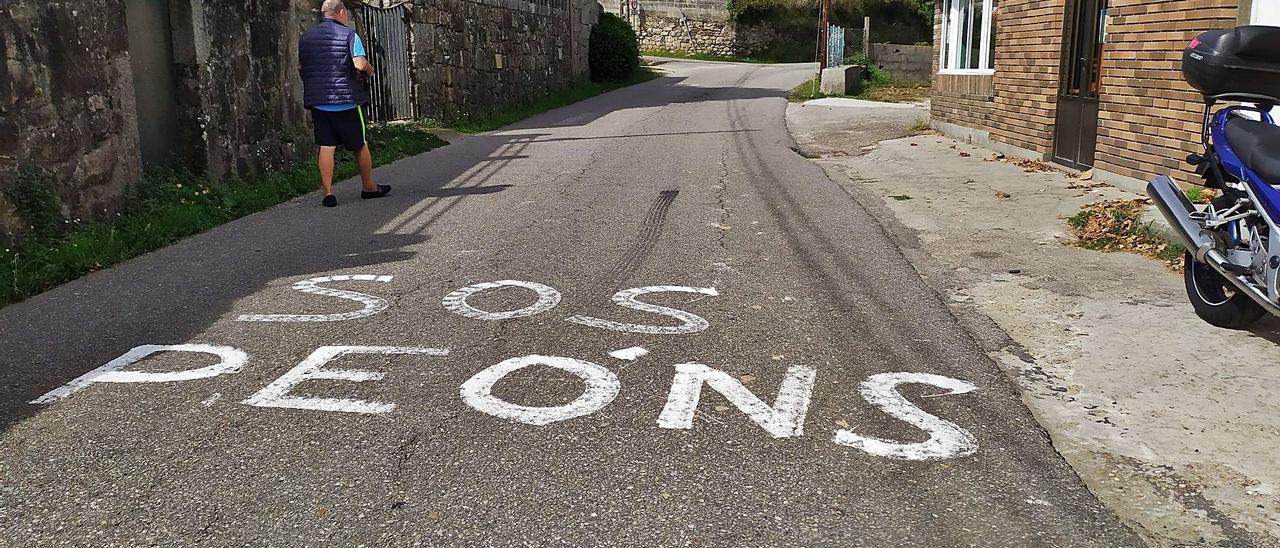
[589,13,640,82]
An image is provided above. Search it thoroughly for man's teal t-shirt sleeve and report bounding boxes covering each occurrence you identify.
[352,35,366,58]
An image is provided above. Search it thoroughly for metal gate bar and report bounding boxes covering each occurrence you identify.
[359,5,414,123]
[827,25,845,66]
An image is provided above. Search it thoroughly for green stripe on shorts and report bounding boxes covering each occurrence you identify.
[358,105,367,142]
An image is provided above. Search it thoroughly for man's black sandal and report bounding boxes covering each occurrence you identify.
[322,195,337,207]
[361,184,392,199]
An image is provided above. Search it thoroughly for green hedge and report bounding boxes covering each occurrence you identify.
[589,13,640,82]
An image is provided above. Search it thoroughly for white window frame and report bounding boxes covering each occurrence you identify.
[939,0,995,75]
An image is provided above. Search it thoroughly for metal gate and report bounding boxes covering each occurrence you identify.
[827,25,845,66]
[1053,0,1107,170]
[359,4,414,122]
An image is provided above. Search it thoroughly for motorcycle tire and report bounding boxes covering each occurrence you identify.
[1183,251,1267,329]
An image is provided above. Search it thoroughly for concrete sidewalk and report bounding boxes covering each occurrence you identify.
[788,101,1280,547]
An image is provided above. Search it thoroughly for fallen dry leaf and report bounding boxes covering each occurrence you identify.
[1068,198,1182,271]
[739,374,756,383]
[1067,180,1111,190]
[995,191,1012,199]
[714,405,730,412]
[835,419,850,428]
[1079,168,1095,180]
[1013,158,1052,172]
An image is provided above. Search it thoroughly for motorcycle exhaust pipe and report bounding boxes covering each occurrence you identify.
[1147,175,1280,316]
[1146,176,1216,262]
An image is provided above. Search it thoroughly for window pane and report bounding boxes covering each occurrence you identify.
[958,0,972,68]
[967,0,984,69]
[940,0,950,68]
[987,0,997,69]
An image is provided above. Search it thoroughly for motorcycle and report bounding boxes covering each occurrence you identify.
[1147,25,1280,329]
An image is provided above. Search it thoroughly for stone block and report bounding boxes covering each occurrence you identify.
[820,65,865,96]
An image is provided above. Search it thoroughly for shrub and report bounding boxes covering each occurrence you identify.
[589,13,640,82]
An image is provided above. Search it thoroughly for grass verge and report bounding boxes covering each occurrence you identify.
[444,67,663,134]
[789,75,825,102]
[788,67,930,105]
[642,49,777,64]
[1067,199,1186,270]
[0,123,447,308]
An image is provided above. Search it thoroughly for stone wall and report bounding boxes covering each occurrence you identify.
[0,0,143,241]
[183,0,315,179]
[633,14,777,57]
[0,0,596,244]
[603,0,775,57]
[408,0,590,122]
[869,43,930,83]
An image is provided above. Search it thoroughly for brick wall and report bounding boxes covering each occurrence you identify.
[933,74,995,130]
[988,0,1064,154]
[929,4,995,132]
[1094,0,1240,182]
[931,0,1243,185]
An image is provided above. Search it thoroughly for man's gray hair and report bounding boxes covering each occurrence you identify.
[321,0,347,16]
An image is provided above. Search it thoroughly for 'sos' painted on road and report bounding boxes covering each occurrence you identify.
[31,275,982,462]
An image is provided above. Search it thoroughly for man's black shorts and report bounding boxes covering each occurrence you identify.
[311,106,367,151]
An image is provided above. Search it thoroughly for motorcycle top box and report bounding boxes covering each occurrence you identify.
[1183,25,1280,103]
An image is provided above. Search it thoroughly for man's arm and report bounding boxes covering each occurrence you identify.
[353,55,373,75]
[352,34,373,75]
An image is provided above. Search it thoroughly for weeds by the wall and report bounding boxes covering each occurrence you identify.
[0,123,447,308]
[4,166,65,238]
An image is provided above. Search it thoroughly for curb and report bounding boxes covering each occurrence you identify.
[1141,206,1181,244]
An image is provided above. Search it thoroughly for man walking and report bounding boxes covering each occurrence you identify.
[299,0,390,207]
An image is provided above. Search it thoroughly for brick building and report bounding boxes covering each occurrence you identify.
[929,0,1277,190]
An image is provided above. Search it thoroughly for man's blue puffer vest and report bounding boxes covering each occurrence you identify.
[299,19,369,108]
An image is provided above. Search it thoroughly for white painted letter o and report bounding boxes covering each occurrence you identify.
[443,280,562,320]
[460,355,619,425]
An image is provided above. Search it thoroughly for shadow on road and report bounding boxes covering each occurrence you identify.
[0,66,798,434]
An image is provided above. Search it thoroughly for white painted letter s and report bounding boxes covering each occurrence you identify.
[833,372,978,460]
[566,286,719,335]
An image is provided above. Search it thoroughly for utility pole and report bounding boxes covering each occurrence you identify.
[818,0,831,70]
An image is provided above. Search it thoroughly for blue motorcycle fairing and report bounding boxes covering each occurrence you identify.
[1211,105,1280,223]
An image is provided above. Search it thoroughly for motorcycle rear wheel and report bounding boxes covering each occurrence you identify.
[1183,251,1266,329]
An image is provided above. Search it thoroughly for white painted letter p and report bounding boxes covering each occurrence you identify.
[31,344,248,404]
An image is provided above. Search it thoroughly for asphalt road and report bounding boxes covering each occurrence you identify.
[0,61,1140,546]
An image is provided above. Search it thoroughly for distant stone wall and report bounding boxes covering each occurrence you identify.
[409,0,593,122]
[634,14,777,57]
[869,43,931,83]
[603,0,775,57]
[0,1,142,241]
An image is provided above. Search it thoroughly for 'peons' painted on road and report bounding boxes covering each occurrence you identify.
[28,274,983,462]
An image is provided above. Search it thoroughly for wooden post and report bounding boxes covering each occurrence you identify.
[818,0,831,69]
[863,15,871,59]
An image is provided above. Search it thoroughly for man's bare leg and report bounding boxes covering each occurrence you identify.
[357,145,377,192]
[318,146,337,196]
